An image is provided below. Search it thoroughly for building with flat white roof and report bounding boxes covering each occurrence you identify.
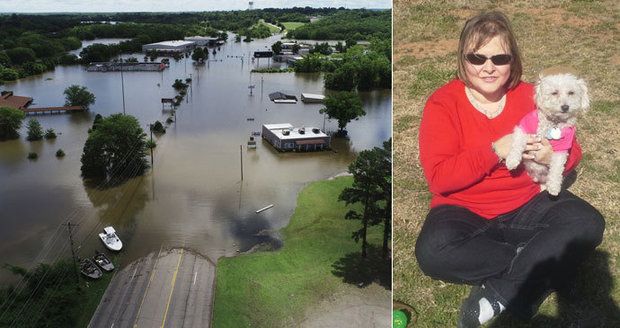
[301,93,325,103]
[142,40,196,52]
[184,36,219,46]
[262,124,330,152]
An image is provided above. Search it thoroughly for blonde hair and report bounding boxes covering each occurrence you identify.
[457,11,523,90]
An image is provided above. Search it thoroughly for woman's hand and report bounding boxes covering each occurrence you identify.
[523,135,552,165]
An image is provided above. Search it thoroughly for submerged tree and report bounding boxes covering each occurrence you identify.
[339,142,391,258]
[26,119,43,141]
[64,85,96,110]
[191,47,208,62]
[80,114,149,181]
[0,107,26,140]
[320,91,365,136]
[271,41,282,55]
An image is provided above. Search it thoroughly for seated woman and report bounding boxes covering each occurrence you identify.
[414,11,604,327]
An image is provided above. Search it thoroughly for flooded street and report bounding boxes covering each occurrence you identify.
[0,34,391,284]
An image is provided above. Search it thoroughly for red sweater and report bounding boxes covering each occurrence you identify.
[419,79,582,219]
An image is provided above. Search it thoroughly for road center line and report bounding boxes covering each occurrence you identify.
[161,249,184,328]
[133,245,163,328]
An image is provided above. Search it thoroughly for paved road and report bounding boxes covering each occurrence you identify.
[88,248,216,328]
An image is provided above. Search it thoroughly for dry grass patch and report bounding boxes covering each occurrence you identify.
[394,1,620,327]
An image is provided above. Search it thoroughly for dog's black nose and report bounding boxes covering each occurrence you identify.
[561,105,569,112]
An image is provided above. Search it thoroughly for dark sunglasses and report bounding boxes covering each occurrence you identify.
[465,53,512,66]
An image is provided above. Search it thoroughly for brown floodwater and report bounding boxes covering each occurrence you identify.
[0,34,391,284]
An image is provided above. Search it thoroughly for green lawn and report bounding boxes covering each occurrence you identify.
[393,0,620,327]
[281,22,306,31]
[257,19,281,34]
[212,177,390,327]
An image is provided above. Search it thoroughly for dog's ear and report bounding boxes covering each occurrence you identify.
[577,78,590,111]
[534,78,544,107]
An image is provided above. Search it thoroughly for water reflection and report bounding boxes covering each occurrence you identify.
[0,33,390,283]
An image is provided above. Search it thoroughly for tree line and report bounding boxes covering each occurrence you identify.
[292,38,392,91]
[1,8,389,82]
[286,9,391,41]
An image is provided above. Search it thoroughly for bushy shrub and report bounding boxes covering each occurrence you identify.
[26,119,44,141]
[44,128,57,139]
[0,67,20,81]
[56,149,65,157]
[151,121,166,134]
[27,152,38,159]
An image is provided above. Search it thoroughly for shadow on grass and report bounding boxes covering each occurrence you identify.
[331,245,391,290]
[490,250,620,328]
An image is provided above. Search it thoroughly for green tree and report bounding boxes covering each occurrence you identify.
[378,139,392,258]
[6,47,37,65]
[191,47,208,62]
[80,114,149,181]
[293,54,323,73]
[0,67,19,81]
[339,144,389,258]
[0,51,11,66]
[271,41,282,55]
[320,92,365,135]
[310,42,332,55]
[44,128,57,139]
[324,64,357,91]
[26,118,43,141]
[172,79,189,92]
[292,43,301,54]
[64,85,96,109]
[0,107,26,140]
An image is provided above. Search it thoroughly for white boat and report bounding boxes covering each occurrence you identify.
[98,226,123,251]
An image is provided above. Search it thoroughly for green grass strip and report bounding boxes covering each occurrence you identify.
[212,177,385,327]
[281,22,306,31]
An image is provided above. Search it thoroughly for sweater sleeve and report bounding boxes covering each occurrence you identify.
[419,96,500,195]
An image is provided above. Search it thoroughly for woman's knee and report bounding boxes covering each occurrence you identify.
[557,197,605,246]
[414,222,465,276]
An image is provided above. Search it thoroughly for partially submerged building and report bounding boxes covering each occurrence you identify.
[141,40,196,53]
[262,123,330,152]
[300,93,325,103]
[269,92,298,104]
[184,36,219,46]
[0,91,32,109]
[87,62,166,72]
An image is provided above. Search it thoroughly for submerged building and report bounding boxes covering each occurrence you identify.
[141,40,196,53]
[262,123,330,152]
[0,91,32,109]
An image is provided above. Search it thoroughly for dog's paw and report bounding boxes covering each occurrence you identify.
[546,184,561,196]
[505,156,521,170]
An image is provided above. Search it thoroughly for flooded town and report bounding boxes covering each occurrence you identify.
[0,3,392,327]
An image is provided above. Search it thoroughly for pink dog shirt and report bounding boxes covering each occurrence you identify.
[518,110,575,151]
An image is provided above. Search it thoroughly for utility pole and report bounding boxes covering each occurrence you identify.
[120,58,126,115]
[240,145,244,180]
[149,124,154,166]
[63,222,80,284]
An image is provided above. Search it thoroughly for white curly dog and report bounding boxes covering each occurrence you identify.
[505,73,590,196]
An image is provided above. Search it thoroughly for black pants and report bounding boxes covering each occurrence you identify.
[415,190,605,317]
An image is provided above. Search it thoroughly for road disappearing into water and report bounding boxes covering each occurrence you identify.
[88,248,216,328]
